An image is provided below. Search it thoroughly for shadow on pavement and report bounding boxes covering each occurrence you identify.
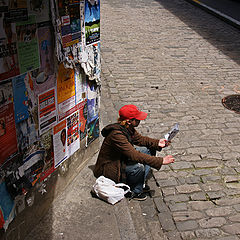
[155,0,240,65]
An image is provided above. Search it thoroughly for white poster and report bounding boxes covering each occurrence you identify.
[53,120,68,168]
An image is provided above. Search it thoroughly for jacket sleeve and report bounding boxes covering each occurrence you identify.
[110,130,163,170]
[132,129,162,151]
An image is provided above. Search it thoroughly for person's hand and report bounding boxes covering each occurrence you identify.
[158,139,171,148]
[162,155,174,165]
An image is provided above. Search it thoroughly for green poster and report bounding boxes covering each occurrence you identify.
[16,15,40,74]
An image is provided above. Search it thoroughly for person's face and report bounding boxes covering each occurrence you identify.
[61,131,66,145]
[128,118,140,127]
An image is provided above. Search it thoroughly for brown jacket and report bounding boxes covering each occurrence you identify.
[93,123,163,183]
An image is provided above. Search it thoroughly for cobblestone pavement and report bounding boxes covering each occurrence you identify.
[100,0,240,239]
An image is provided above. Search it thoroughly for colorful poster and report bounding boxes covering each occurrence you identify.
[27,0,50,23]
[0,80,18,166]
[53,120,68,168]
[57,63,76,121]
[85,0,100,45]
[16,15,40,74]
[79,99,87,140]
[87,117,99,145]
[12,73,29,123]
[66,110,80,156]
[0,14,20,81]
[58,0,81,48]
[12,74,38,152]
[38,87,57,135]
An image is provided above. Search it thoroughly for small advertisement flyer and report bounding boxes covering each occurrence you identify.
[38,87,57,135]
[16,15,40,74]
[66,110,80,156]
[53,120,68,168]
[57,63,76,121]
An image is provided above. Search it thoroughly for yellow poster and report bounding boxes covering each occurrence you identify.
[57,63,75,104]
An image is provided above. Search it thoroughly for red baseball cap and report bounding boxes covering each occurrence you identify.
[119,105,148,120]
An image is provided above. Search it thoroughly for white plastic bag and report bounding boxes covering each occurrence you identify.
[92,176,130,205]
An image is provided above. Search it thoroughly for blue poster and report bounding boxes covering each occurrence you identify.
[12,74,29,123]
[85,0,100,45]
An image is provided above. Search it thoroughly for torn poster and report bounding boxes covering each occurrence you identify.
[0,14,20,81]
[0,79,18,166]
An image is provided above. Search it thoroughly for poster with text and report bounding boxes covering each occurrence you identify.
[0,14,20,81]
[16,15,40,74]
[53,120,68,168]
[67,110,80,156]
[0,80,18,166]
[57,63,76,121]
[38,87,57,135]
[79,99,87,140]
[85,0,100,45]
[87,81,99,124]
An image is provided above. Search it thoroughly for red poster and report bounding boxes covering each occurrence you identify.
[0,102,18,166]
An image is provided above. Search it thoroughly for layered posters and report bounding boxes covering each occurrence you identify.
[87,82,99,145]
[33,22,55,95]
[85,0,100,45]
[57,63,76,121]
[27,0,50,23]
[16,15,40,74]
[38,87,57,135]
[12,73,38,152]
[58,0,81,48]
[0,79,18,166]
[53,111,80,168]
[0,14,20,81]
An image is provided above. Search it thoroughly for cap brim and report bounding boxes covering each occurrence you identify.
[135,112,148,120]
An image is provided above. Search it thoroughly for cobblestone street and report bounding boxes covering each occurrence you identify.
[100,0,240,239]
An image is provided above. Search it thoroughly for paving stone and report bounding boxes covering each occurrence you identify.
[180,231,196,240]
[222,223,240,235]
[188,200,215,211]
[195,228,222,238]
[153,197,169,213]
[206,191,226,200]
[228,214,240,222]
[198,217,226,228]
[190,192,207,201]
[169,203,188,212]
[171,162,194,170]
[176,184,201,194]
[176,220,198,231]
[217,236,240,240]
[158,212,176,232]
[206,206,235,217]
[201,175,221,183]
[158,178,178,187]
[193,160,220,169]
[164,194,190,203]
[173,211,204,221]
[193,169,215,176]
[202,182,224,191]
[162,187,176,197]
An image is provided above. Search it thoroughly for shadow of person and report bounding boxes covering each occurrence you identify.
[88,164,95,172]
